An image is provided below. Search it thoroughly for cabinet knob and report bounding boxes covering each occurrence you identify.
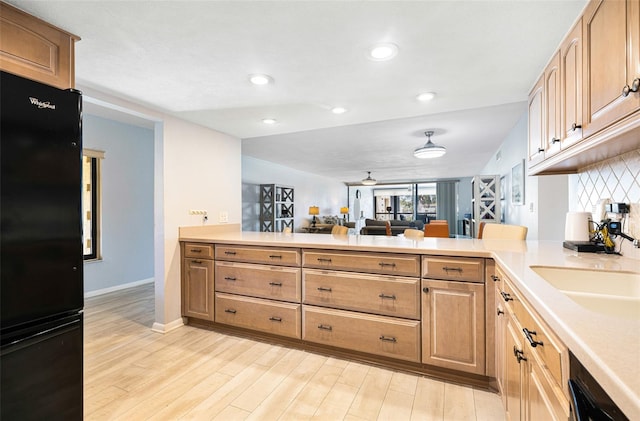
[631,78,640,93]
[571,123,582,131]
[491,275,500,282]
[422,287,430,293]
[622,84,631,97]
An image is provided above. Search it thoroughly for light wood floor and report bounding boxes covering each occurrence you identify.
[84,283,506,420]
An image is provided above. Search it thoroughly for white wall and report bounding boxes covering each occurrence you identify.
[83,115,154,294]
[80,86,242,332]
[242,156,347,231]
[480,112,568,240]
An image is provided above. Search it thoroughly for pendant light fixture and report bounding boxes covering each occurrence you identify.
[361,171,377,186]
[414,131,446,159]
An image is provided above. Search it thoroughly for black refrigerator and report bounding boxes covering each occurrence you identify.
[1,71,83,420]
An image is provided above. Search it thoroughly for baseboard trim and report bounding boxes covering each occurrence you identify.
[84,277,154,298]
[151,318,184,334]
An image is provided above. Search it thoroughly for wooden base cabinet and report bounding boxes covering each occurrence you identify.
[496,267,570,421]
[182,258,214,321]
[421,279,485,375]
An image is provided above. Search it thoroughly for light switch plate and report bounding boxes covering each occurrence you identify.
[219,211,228,223]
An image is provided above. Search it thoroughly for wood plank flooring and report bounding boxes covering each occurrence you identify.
[84,284,505,420]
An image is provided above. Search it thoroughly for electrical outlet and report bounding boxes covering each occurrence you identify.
[189,209,207,215]
[529,202,534,212]
[219,211,228,223]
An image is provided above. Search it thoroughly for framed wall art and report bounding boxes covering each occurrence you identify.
[511,160,525,205]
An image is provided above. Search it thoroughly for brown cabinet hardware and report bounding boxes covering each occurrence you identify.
[224,276,236,281]
[513,346,527,363]
[497,309,504,316]
[269,316,282,322]
[571,123,581,131]
[378,293,397,300]
[193,260,203,264]
[316,287,332,292]
[317,324,332,331]
[268,282,282,287]
[500,291,513,302]
[190,249,202,253]
[422,287,429,293]
[379,335,397,343]
[317,258,332,263]
[378,262,397,268]
[442,266,462,273]
[224,309,237,314]
[523,328,544,348]
[491,275,500,282]
[269,255,282,259]
[224,251,237,255]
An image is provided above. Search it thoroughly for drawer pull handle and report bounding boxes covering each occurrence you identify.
[224,276,237,281]
[442,266,462,273]
[269,316,282,322]
[269,255,282,259]
[500,291,513,302]
[538,147,545,153]
[551,137,560,144]
[379,336,397,343]
[378,293,396,300]
[193,260,203,264]
[491,275,500,282]
[317,258,332,263]
[513,346,527,363]
[269,282,282,287]
[317,324,332,331]
[571,123,582,131]
[378,262,397,268]
[523,328,544,348]
[225,309,237,314]
[497,309,504,316]
[317,287,332,292]
[224,251,237,255]
[190,249,202,253]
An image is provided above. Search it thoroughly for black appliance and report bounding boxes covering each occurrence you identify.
[568,351,628,421]
[1,71,83,420]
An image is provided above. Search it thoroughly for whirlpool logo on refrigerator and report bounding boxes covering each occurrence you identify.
[29,97,56,110]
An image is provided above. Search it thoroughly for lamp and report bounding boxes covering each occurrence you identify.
[414,131,446,159]
[340,207,349,224]
[361,171,377,186]
[308,206,319,227]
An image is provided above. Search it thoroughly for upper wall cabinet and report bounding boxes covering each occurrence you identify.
[0,2,80,89]
[529,0,640,175]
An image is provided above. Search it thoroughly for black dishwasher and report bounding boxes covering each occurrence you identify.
[568,351,629,421]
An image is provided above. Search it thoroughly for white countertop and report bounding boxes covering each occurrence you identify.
[180,230,640,418]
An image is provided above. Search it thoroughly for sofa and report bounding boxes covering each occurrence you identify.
[359,218,424,236]
[306,215,355,233]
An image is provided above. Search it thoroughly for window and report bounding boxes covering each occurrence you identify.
[374,186,415,221]
[83,149,104,260]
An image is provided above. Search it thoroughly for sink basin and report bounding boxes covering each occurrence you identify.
[530,266,640,320]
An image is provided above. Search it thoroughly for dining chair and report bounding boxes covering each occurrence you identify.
[403,228,424,239]
[424,223,449,238]
[282,227,292,234]
[385,220,392,236]
[430,219,448,224]
[480,223,528,240]
[331,225,349,235]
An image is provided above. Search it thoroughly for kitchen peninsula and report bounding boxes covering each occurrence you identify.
[179,226,639,419]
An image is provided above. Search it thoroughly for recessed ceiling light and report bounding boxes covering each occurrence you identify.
[262,118,277,124]
[249,74,273,85]
[331,107,347,114]
[417,92,436,102]
[368,43,398,61]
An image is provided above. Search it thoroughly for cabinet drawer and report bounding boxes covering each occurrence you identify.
[184,243,214,259]
[215,293,301,339]
[215,261,301,303]
[422,256,485,282]
[303,250,420,277]
[302,305,421,363]
[303,269,420,319]
[215,245,300,266]
[521,304,565,390]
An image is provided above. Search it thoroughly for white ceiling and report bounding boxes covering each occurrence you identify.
[9,0,587,183]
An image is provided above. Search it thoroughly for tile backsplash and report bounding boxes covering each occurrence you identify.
[575,149,640,258]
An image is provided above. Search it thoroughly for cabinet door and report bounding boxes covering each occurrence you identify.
[505,317,525,421]
[182,258,214,321]
[545,52,562,158]
[528,74,545,166]
[421,279,485,375]
[526,355,570,421]
[495,283,507,398]
[583,0,640,137]
[561,19,583,148]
